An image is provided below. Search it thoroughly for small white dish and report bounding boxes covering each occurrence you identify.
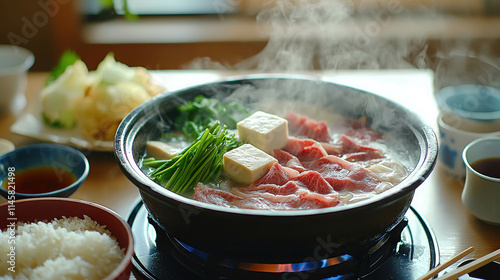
[10,101,113,151]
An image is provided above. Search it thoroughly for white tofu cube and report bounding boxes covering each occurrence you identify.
[237,111,288,154]
[223,144,277,184]
[146,141,180,160]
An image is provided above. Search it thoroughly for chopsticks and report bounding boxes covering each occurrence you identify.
[416,246,475,280]
[435,248,500,280]
[416,246,500,280]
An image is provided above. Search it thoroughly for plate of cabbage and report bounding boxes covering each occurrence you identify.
[11,51,163,151]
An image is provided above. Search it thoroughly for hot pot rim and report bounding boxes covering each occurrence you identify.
[115,74,438,217]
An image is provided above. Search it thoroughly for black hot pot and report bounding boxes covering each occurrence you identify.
[115,75,438,263]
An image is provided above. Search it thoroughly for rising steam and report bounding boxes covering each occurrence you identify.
[188,0,430,71]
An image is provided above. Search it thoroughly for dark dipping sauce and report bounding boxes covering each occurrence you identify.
[471,158,500,179]
[2,166,77,194]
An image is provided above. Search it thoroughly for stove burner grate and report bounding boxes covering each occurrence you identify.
[128,201,439,280]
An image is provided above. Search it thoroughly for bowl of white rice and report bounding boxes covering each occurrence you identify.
[0,198,133,280]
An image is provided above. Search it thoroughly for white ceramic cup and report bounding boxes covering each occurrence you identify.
[0,45,35,115]
[437,111,500,178]
[461,137,500,226]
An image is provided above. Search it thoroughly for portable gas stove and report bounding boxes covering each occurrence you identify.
[128,201,439,280]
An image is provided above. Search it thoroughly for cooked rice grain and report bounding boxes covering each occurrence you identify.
[0,216,124,280]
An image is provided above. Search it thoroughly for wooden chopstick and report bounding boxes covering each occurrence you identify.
[434,248,500,280]
[415,246,475,280]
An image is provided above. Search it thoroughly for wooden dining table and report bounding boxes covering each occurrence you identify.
[1,69,499,278]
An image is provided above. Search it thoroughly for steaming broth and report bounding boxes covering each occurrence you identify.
[141,104,408,210]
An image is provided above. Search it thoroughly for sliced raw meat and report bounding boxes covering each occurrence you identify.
[282,166,300,180]
[236,181,300,196]
[232,190,340,210]
[345,128,381,141]
[306,155,380,192]
[320,142,343,156]
[339,135,384,161]
[343,119,382,141]
[193,183,243,207]
[250,162,291,187]
[284,137,328,162]
[294,191,340,209]
[295,171,333,194]
[285,112,331,142]
[283,137,318,155]
[344,152,378,162]
[305,155,354,171]
[232,195,297,210]
[273,149,307,172]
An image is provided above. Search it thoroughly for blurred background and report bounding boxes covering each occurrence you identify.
[1,0,499,77]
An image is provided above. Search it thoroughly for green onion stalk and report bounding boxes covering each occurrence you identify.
[143,122,241,195]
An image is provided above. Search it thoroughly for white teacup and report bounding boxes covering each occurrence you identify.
[0,45,34,115]
[461,137,500,226]
[437,112,500,178]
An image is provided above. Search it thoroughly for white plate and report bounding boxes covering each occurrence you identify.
[10,101,114,152]
[8,71,230,152]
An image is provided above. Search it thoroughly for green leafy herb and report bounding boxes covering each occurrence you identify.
[175,95,250,139]
[143,122,242,195]
[96,0,137,21]
[121,0,138,21]
[41,112,75,129]
[45,50,80,86]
